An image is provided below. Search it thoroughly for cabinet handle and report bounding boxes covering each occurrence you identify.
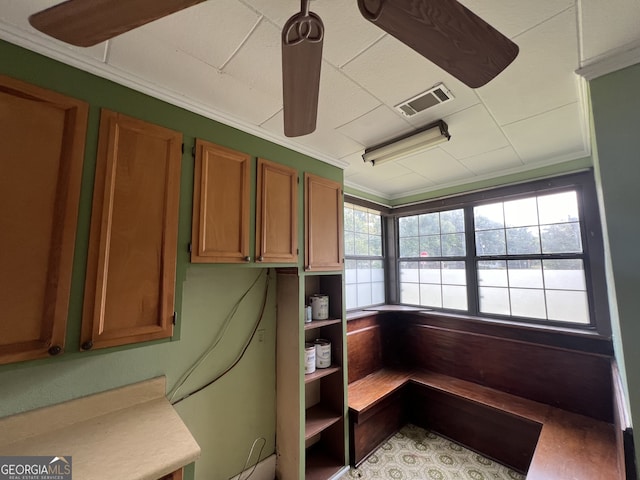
[81,340,94,351]
[244,256,251,262]
[257,256,264,262]
[48,345,62,356]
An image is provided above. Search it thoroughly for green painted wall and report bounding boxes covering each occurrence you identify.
[590,62,640,469]
[0,39,341,479]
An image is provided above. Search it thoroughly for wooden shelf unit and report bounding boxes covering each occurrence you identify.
[305,365,341,384]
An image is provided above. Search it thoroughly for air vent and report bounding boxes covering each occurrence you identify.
[395,83,454,118]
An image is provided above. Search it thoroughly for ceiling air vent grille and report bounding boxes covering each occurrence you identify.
[395,83,454,118]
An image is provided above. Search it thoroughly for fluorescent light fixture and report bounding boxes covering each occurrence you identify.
[362,120,450,166]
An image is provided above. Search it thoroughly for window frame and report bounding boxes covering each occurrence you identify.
[389,171,610,336]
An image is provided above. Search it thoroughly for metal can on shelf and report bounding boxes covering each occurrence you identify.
[314,338,331,368]
[310,294,329,320]
[305,343,316,374]
[305,305,312,323]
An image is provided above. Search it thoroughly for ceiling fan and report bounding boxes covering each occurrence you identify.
[28,0,518,138]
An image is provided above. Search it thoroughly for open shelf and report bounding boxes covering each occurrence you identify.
[305,365,340,384]
[305,444,345,480]
[305,318,342,330]
[305,404,342,440]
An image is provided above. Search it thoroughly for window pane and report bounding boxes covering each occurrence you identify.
[510,288,546,319]
[344,231,355,256]
[399,236,420,258]
[442,261,466,285]
[479,287,510,315]
[400,261,419,283]
[372,282,385,304]
[546,290,589,323]
[356,259,371,283]
[442,233,465,256]
[538,191,579,225]
[476,229,506,256]
[504,197,538,227]
[506,227,540,254]
[420,235,441,257]
[419,262,441,284]
[441,209,465,233]
[420,284,442,308]
[443,285,467,310]
[371,260,385,282]
[541,222,582,253]
[474,203,504,230]
[354,208,368,233]
[400,282,420,305]
[419,213,440,235]
[354,233,369,255]
[357,283,372,307]
[345,284,357,310]
[344,204,354,232]
[543,259,586,290]
[399,216,419,236]
[369,211,381,235]
[369,234,382,256]
[345,259,357,284]
[478,261,508,287]
[508,260,543,288]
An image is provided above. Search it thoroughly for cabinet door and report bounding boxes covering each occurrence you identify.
[0,75,88,365]
[256,158,298,263]
[81,110,182,351]
[304,173,343,271]
[191,140,250,263]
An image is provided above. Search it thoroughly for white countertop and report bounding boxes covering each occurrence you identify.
[0,377,201,480]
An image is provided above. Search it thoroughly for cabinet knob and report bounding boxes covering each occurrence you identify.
[244,256,251,262]
[48,345,62,356]
[81,340,94,351]
[257,256,264,262]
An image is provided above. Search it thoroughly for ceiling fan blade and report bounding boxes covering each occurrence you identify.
[282,7,324,137]
[29,0,205,47]
[358,0,519,88]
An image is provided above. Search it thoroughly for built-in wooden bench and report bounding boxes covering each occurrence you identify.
[346,311,631,478]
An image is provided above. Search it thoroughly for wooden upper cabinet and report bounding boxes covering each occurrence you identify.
[191,140,250,263]
[304,173,344,271]
[81,110,182,351]
[256,158,298,264]
[0,75,88,365]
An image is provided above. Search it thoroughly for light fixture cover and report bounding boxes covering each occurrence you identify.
[363,120,450,166]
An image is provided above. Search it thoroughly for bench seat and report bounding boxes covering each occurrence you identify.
[348,368,621,478]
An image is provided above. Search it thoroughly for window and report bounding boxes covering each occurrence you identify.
[344,202,385,309]
[393,172,607,330]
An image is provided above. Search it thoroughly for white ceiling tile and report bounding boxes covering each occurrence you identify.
[337,105,412,147]
[378,173,436,197]
[580,0,640,63]
[315,63,381,129]
[311,1,385,68]
[108,30,280,124]
[397,148,473,184]
[342,36,480,114]
[476,7,579,126]
[242,0,298,28]
[440,104,509,159]
[345,156,413,182]
[458,0,574,38]
[458,146,523,175]
[221,20,282,99]
[502,102,587,164]
[138,0,261,69]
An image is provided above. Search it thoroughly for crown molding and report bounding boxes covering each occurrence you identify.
[576,40,640,80]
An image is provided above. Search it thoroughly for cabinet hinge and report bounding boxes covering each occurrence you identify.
[172,312,177,325]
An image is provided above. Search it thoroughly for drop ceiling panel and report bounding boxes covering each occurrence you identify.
[243,0,298,28]
[440,104,509,160]
[108,30,281,124]
[344,154,414,181]
[503,102,587,164]
[136,0,261,70]
[342,36,480,113]
[337,105,412,147]
[221,20,282,98]
[458,146,523,175]
[476,7,579,127]
[378,172,436,197]
[458,0,574,38]
[397,148,472,184]
[580,0,640,63]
